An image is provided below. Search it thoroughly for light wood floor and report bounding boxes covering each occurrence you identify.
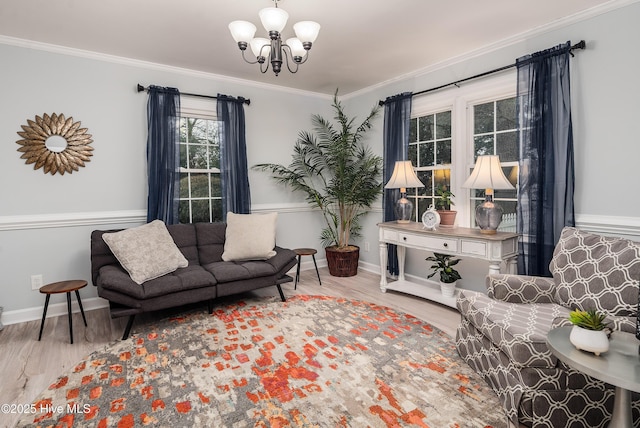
[0,268,463,428]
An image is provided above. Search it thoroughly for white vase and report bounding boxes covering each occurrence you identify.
[569,325,609,356]
[440,281,456,298]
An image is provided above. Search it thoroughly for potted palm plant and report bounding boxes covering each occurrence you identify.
[253,90,382,277]
[435,185,457,227]
[568,309,610,356]
[426,252,461,297]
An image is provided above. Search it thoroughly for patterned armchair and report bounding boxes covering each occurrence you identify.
[456,227,640,427]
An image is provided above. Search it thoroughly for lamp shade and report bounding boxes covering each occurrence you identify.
[250,38,270,58]
[286,38,306,57]
[384,161,424,190]
[293,21,321,43]
[259,7,289,32]
[462,155,514,190]
[228,21,257,43]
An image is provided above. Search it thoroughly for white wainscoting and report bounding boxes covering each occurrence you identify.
[1,208,638,326]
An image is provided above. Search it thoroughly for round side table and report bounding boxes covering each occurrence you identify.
[38,280,88,344]
[547,326,640,427]
[294,248,321,289]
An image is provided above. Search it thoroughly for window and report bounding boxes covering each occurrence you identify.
[470,97,518,231]
[407,110,452,221]
[178,106,223,223]
[406,72,519,229]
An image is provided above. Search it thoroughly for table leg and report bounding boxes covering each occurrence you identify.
[397,245,406,281]
[75,290,87,327]
[294,255,302,290]
[609,386,632,428]
[38,294,51,341]
[488,261,501,275]
[67,292,73,344]
[379,242,388,291]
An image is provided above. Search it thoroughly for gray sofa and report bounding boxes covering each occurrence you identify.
[91,222,297,340]
[456,227,640,427]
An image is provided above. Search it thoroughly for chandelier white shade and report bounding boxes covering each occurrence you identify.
[385,161,425,223]
[228,1,320,76]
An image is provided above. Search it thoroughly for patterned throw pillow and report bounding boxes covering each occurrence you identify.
[102,220,188,285]
[551,227,640,316]
[222,212,277,261]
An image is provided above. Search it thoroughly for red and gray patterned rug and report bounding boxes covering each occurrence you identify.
[17,295,504,427]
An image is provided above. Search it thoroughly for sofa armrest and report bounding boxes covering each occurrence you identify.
[486,274,557,304]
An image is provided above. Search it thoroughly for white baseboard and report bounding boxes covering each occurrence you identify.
[2,297,109,326]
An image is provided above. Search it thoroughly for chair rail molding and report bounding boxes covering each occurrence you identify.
[575,214,640,240]
[0,210,147,231]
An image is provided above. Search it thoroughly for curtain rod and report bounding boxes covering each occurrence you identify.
[378,40,586,106]
[137,84,251,106]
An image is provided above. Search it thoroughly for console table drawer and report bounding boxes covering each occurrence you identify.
[398,233,458,252]
[461,240,487,257]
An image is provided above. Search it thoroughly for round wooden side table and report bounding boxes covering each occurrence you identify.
[38,280,88,344]
[294,248,321,289]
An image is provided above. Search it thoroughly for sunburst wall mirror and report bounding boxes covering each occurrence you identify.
[16,113,94,175]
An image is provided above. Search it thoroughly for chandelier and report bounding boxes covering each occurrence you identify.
[228,0,320,76]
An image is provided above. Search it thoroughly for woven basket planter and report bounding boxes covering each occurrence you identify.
[325,246,359,277]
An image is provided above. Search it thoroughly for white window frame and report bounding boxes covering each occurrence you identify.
[410,70,517,227]
[179,97,222,223]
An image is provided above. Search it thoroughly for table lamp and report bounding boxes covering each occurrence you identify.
[462,155,514,234]
[384,160,424,223]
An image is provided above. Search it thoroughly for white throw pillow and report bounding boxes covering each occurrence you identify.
[102,220,188,285]
[222,212,278,261]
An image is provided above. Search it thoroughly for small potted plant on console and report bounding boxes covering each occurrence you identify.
[426,252,461,297]
[435,185,457,227]
[568,309,610,356]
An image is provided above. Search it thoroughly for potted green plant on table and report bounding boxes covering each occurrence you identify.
[435,185,457,227]
[426,252,461,297]
[253,90,382,277]
[568,309,610,356]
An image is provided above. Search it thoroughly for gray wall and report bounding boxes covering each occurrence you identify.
[1,2,639,322]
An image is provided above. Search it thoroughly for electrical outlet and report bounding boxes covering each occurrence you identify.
[364,241,370,252]
[31,274,43,290]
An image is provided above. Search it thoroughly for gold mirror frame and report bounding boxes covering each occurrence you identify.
[16,113,93,175]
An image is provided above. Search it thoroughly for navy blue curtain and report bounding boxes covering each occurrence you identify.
[217,94,251,218]
[146,86,181,224]
[383,92,413,275]
[516,41,575,276]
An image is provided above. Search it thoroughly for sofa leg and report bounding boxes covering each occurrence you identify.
[276,284,286,302]
[208,299,214,314]
[122,315,136,340]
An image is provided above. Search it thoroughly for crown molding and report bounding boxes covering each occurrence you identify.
[0,35,329,100]
[344,0,640,100]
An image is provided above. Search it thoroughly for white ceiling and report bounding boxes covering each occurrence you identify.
[0,0,623,95]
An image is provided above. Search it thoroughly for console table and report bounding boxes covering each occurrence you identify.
[377,222,518,308]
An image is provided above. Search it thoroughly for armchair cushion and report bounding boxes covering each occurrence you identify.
[458,290,570,368]
[487,274,556,304]
[551,227,640,316]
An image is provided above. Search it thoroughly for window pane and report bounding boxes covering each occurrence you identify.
[474,102,494,134]
[409,118,417,142]
[191,173,209,198]
[494,166,518,199]
[436,111,451,139]
[496,131,518,162]
[418,115,434,141]
[210,174,221,198]
[191,119,208,144]
[417,198,430,220]
[179,173,189,198]
[408,144,418,166]
[212,199,223,222]
[179,144,188,169]
[496,97,516,131]
[191,200,211,223]
[474,135,494,158]
[436,140,451,165]
[417,170,432,196]
[179,200,191,224]
[209,144,220,169]
[434,169,451,190]
[179,119,187,143]
[419,142,434,167]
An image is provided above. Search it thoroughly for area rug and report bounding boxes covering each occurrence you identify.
[17,295,504,427]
